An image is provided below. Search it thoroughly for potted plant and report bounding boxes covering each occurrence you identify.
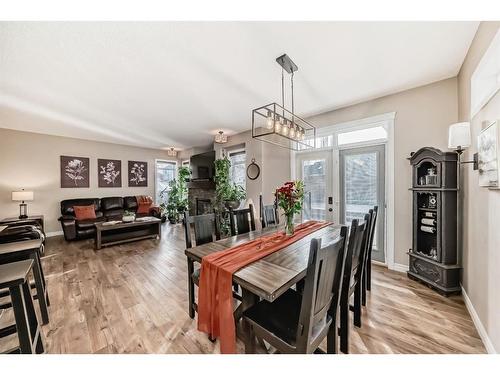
[122,209,136,223]
[275,180,304,235]
[161,166,190,224]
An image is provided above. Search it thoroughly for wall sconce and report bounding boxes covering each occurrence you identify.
[448,122,478,169]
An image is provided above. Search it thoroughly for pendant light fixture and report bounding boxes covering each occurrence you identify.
[251,54,316,151]
[167,147,177,157]
[214,130,228,144]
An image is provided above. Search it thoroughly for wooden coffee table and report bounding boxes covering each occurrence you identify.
[94,218,161,250]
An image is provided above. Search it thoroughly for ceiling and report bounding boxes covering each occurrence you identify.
[0,22,479,150]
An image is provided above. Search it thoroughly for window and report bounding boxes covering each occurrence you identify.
[228,150,246,190]
[298,135,334,150]
[302,159,326,221]
[337,126,387,146]
[155,160,177,205]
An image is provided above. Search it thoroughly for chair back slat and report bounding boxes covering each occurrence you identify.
[367,206,378,256]
[262,204,279,228]
[183,212,220,249]
[352,212,372,282]
[229,204,255,235]
[341,219,367,299]
[296,226,348,352]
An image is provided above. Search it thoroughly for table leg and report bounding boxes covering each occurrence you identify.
[95,230,101,250]
[239,287,258,352]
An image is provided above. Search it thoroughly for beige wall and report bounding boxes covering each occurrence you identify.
[457,21,500,353]
[0,128,176,233]
[306,78,458,266]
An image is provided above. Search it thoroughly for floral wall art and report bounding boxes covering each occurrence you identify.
[128,160,148,187]
[98,159,122,187]
[60,156,90,188]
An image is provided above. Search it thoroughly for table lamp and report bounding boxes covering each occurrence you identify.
[12,189,34,219]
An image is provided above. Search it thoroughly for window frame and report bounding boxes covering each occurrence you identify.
[228,148,246,191]
[154,159,178,205]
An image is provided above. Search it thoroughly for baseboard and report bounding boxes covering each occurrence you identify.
[461,285,496,354]
[46,230,63,238]
[390,263,409,273]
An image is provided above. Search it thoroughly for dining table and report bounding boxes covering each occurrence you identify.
[184,221,342,353]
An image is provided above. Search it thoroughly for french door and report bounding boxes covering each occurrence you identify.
[339,145,386,263]
[295,150,334,222]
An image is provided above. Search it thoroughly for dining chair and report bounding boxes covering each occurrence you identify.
[229,204,256,235]
[242,226,349,354]
[184,212,221,318]
[362,206,378,306]
[339,215,370,354]
[262,204,279,228]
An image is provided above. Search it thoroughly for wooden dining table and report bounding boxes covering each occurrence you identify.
[184,222,342,353]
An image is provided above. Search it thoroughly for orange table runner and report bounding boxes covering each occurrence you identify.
[197,220,331,353]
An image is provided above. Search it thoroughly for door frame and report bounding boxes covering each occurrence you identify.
[295,149,334,222]
[291,112,396,270]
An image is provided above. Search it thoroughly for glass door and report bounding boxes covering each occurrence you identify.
[296,150,334,222]
[339,145,385,263]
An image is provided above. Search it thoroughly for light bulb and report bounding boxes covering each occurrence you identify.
[289,125,296,138]
[281,119,289,136]
[274,117,282,133]
[266,110,274,129]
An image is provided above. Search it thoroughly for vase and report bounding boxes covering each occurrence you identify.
[285,213,295,236]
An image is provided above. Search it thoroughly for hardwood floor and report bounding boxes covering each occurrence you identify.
[0,223,486,354]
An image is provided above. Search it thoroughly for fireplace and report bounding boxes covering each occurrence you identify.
[187,180,216,216]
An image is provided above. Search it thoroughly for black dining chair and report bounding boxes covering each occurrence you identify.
[362,206,378,305]
[262,204,279,228]
[184,212,221,319]
[339,215,370,354]
[242,226,348,354]
[229,204,256,235]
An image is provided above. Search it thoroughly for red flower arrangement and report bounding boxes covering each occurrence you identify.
[275,180,304,235]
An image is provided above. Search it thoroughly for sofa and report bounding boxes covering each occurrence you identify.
[58,196,161,241]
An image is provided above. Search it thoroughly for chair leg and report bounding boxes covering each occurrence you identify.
[10,284,33,353]
[367,253,372,291]
[31,254,49,325]
[187,259,195,319]
[327,316,338,354]
[339,295,349,354]
[244,322,256,354]
[354,284,362,328]
[362,269,367,307]
[22,281,44,353]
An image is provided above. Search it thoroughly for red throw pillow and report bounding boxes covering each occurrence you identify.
[73,205,97,220]
[136,202,151,214]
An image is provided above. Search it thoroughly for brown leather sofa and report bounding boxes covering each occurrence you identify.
[58,196,160,241]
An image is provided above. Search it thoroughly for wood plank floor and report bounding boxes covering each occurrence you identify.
[0,223,486,354]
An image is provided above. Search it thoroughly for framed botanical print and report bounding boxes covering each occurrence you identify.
[98,159,122,187]
[60,156,90,188]
[478,120,500,188]
[128,161,148,187]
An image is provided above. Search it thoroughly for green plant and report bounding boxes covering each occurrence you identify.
[160,166,191,223]
[214,155,247,236]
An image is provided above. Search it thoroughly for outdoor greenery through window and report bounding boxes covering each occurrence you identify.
[228,150,246,191]
[155,160,177,204]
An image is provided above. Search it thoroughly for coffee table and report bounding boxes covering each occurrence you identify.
[94,217,161,250]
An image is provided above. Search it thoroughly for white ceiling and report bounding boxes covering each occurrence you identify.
[0,22,479,150]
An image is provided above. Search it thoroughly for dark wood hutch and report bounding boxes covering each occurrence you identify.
[408,147,461,295]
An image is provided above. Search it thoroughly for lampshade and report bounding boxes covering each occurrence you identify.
[12,191,34,201]
[448,122,471,150]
